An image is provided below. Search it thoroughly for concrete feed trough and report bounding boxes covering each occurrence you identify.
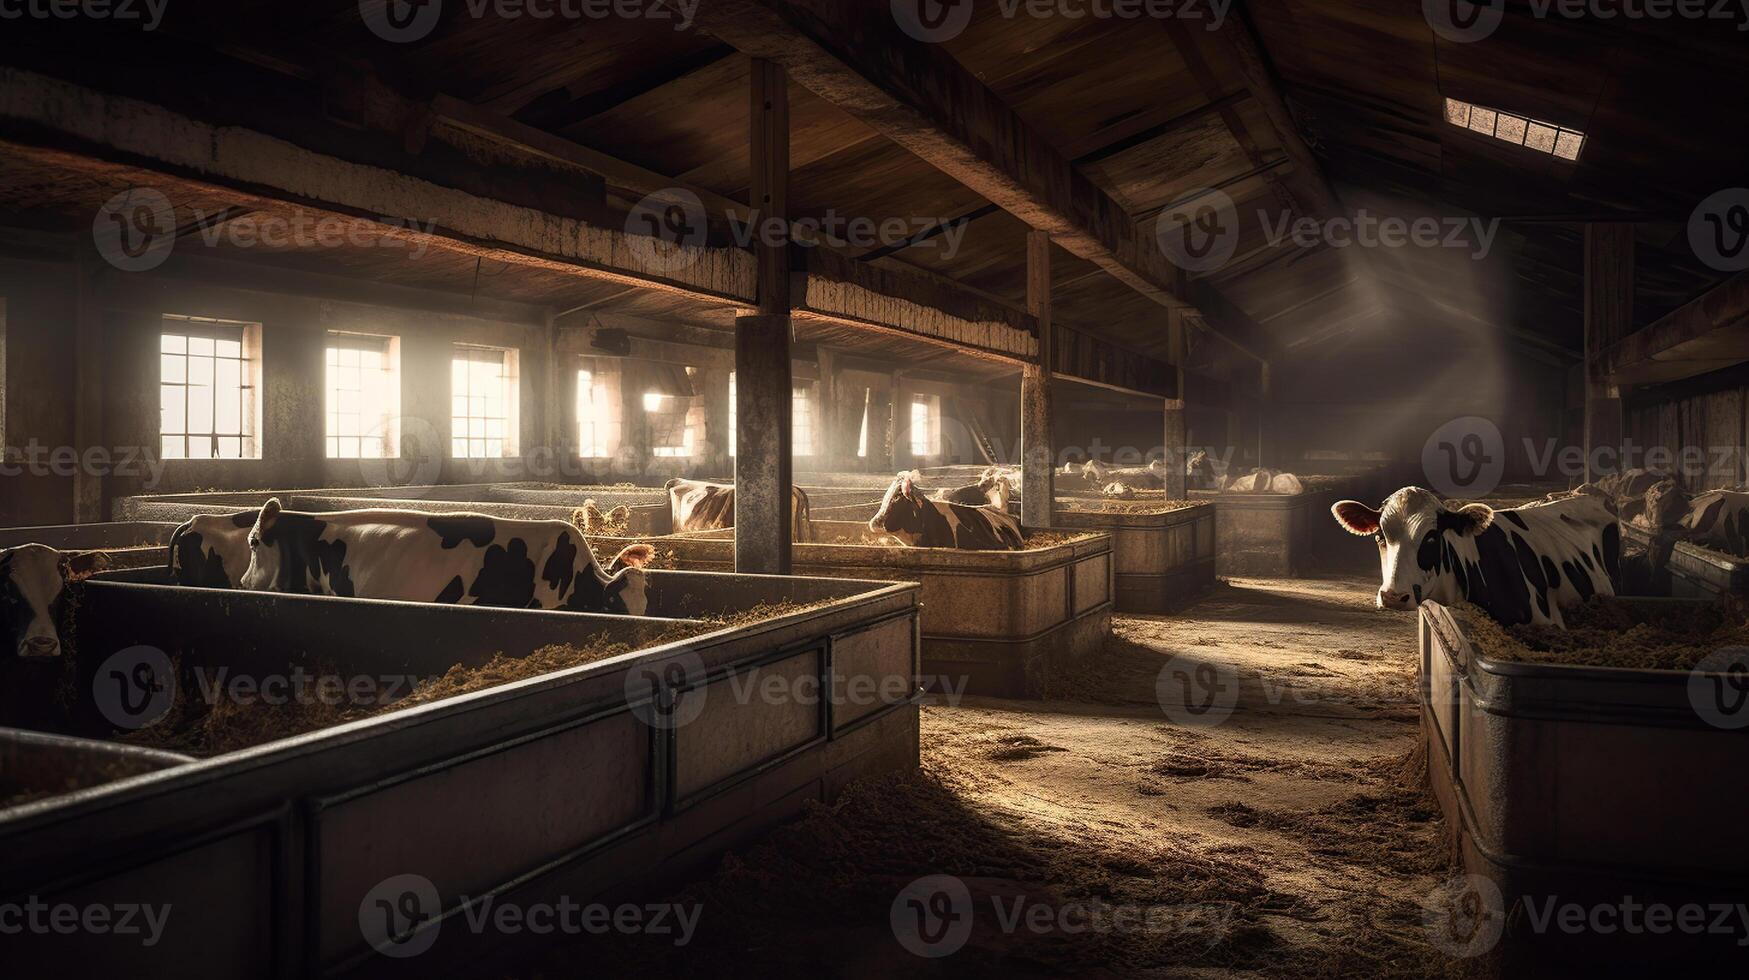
[2,568,920,977]
[602,520,1113,697]
[1419,599,1749,968]
[1050,501,1215,612]
[1621,522,1749,599]
[1190,475,1360,578]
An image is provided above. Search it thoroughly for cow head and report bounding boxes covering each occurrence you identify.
[578,500,632,535]
[168,509,259,587]
[1,544,76,658]
[869,472,932,546]
[239,497,288,592]
[981,472,1015,511]
[1332,487,1495,611]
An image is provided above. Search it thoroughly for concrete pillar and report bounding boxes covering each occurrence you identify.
[1584,223,1632,482]
[1020,230,1055,527]
[72,247,104,522]
[733,58,793,574]
[1163,308,1187,499]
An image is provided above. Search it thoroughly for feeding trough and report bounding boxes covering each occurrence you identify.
[1621,522,1749,600]
[2,567,920,977]
[0,521,179,570]
[1189,475,1361,578]
[1419,599,1749,968]
[1050,499,1215,612]
[594,521,1112,697]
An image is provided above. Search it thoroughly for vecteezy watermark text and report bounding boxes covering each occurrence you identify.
[0,898,172,947]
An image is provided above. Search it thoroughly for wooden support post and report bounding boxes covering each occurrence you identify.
[72,248,104,522]
[1584,223,1633,482]
[1256,361,1272,471]
[734,58,793,574]
[1021,230,1055,527]
[1164,308,1188,499]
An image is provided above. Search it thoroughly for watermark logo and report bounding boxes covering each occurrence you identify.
[93,645,176,731]
[1422,416,1505,498]
[1690,188,1749,273]
[0,0,168,30]
[92,188,176,273]
[361,0,444,42]
[1423,0,1505,42]
[359,873,442,958]
[0,898,172,947]
[1421,873,1506,958]
[1155,656,1238,728]
[1156,189,1239,274]
[626,188,708,276]
[890,875,976,958]
[624,649,707,730]
[1260,209,1499,261]
[892,0,974,41]
[1689,646,1749,730]
[357,416,444,494]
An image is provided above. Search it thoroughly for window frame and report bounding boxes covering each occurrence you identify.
[159,315,262,461]
[450,344,520,460]
[324,331,400,460]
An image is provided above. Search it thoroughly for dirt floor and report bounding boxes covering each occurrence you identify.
[511,570,1472,979]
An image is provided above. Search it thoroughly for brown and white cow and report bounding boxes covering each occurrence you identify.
[868,473,1025,550]
[1065,459,1168,491]
[927,466,1016,511]
[239,499,655,615]
[1333,486,1619,627]
[663,479,813,541]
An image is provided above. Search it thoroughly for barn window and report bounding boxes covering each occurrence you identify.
[325,333,399,459]
[649,366,704,458]
[159,316,261,459]
[1443,98,1584,161]
[576,363,620,459]
[909,394,941,457]
[726,373,817,456]
[450,344,519,459]
[856,388,872,458]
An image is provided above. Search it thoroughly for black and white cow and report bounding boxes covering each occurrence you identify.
[167,509,259,587]
[1064,459,1168,491]
[927,466,1016,510]
[868,473,1025,550]
[1,545,101,659]
[1678,489,1749,555]
[239,499,655,615]
[664,478,813,541]
[1332,486,1619,627]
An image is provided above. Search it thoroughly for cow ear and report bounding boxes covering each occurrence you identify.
[65,550,109,578]
[258,497,282,535]
[613,543,656,570]
[1331,500,1382,536]
[1452,502,1494,536]
[610,505,630,520]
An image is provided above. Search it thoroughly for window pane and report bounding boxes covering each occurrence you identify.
[161,436,184,459]
[160,386,185,434]
[216,436,241,459]
[161,334,185,354]
[188,355,213,387]
[1553,131,1583,161]
[160,354,185,384]
[189,388,214,434]
[215,386,240,434]
[216,339,241,358]
[188,336,214,356]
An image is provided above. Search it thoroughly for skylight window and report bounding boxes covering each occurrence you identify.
[1443,98,1584,161]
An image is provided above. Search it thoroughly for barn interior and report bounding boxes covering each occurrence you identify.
[2,3,1747,977]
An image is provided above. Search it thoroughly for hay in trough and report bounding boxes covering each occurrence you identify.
[1459,596,1749,671]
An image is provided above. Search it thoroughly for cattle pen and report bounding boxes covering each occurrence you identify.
[2,6,1748,978]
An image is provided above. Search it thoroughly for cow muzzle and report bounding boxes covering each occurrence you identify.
[20,633,60,658]
[1376,588,1416,610]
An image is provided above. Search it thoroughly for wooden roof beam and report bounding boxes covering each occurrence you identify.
[1607,271,1749,385]
[693,0,1277,363]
